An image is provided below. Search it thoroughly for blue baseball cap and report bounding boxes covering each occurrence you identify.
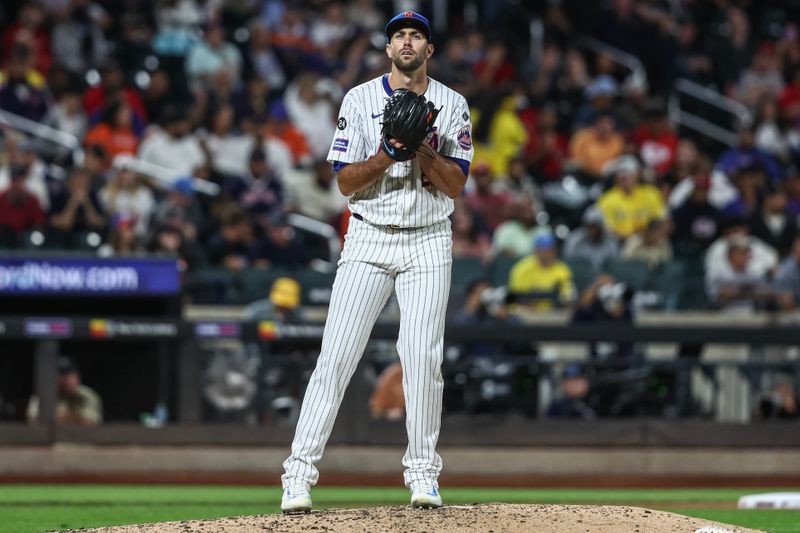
[533,232,556,251]
[385,11,432,43]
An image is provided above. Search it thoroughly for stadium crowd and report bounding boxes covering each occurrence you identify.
[1,0,800,312]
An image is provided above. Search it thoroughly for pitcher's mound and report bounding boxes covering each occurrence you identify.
[68,503,764,533]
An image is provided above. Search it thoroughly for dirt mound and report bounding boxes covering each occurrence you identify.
[63,503,764,533]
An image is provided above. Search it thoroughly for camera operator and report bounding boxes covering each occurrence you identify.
[572,274,635,360]
[454,278,524,358]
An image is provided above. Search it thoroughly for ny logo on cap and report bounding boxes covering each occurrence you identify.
[404,11,414,17]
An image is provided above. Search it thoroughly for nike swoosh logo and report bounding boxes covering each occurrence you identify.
[371,112,383,119]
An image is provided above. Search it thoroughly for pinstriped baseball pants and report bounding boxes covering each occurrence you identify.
[282,215,452,489]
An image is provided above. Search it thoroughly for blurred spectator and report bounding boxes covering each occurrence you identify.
[508,232,576,311]
[546,363,596,420]
[494,157,542,211]
[151,177,202,242]
[754,99,791,162]
[1,2,50,74]
[225,146,284,225]
[97,213,144,257]
[48,167,106,237]
[471,91,528,178]
[563,205,620,271]
[753,377,799,420]
[464,161,513,232]
[717,127,783,187]
[289,159,346,226]
[568,113,625,180]
[491,198,546,258]
[244,23,286,91]
[41,84,87,145]
[82,60,147,124]
[114,13,153,77]
[244,276,305,322]
[629,101,678,178]
[574,74,618,128]
[749,187,797,256]
[525,105,568,182]
[0,138,50,210]
[721,161,765,219]
[309,1,353,55]
[474,41,515,91]
[99,155,155,236]
[621,218,673,269]
[709,6,754,91]
[786,168,800,218]
[84,100,140,159]
[253,210,309,269]
[203,103,255,178]
[734,43,784,108]
[26,357,102,426]
[451,199,491,259]
[137,106,206,175]
[284,73,337,160]
[774,236,800,311]
[146,221,204,272]
[572,274,634,360]
[597,155,666,239]
[705,234,776,312]
[152,0,205,58]
[206,206,256,272]
[671,174,725,257]
[0,42,52,121]
[234,75,270,125]
[369,361,404,421]
[141,69,177,128]
[50,0,109,75]
[260,101,312,170]
[0,162,45,240]
[705,217,779,279]
[666,139,703,208]
[186,21,242,91]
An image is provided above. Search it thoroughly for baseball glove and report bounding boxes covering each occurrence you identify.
[380,88,440,162]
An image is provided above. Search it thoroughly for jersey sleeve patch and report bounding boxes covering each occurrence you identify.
[337,117,347,130]
[332,138,349,152]
[457,126,472,151]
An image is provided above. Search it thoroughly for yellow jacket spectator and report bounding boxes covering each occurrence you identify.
[568,113,624,178]
[597,155,667,238]
[471,95,528,177]
[508,233,576,310]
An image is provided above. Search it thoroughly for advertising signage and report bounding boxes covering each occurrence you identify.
[0,257,180,296]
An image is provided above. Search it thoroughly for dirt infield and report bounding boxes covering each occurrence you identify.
[60,504,764,533]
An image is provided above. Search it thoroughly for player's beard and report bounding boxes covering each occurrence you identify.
[392,49,425,73]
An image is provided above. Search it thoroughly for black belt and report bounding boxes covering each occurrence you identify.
[352,212,404,230]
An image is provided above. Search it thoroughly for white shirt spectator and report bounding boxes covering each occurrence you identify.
[138,128,206,176]
[284,78,337,160]
[705,234,778,279]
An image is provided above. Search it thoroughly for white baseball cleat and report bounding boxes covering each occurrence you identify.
[410,484,443,509]
[281,484,312,513]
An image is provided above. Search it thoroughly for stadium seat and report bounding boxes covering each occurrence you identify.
[648,260,686,310]
[236,268,290,305]
[487,254,523,287]
[563,256,598,293]
[451,257,487,295]
[290,268,336,305]
[602,258,650,291]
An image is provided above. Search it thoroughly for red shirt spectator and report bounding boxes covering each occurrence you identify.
[1,4,51,75]
[0,171,45,232]
[465,162,513,232]
[83,63,148,124]
[630,108,679,176]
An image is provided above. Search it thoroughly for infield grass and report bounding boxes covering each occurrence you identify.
[0,485,797,533]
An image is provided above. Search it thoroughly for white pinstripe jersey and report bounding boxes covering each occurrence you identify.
[327,74,474,227]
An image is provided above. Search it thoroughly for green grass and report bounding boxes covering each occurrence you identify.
[0,485,797,533]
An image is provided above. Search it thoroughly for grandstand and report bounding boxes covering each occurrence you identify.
[0,0,799,480]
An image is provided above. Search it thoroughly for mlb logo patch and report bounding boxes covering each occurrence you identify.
[457,126,472,150]
[332,138,349,152]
